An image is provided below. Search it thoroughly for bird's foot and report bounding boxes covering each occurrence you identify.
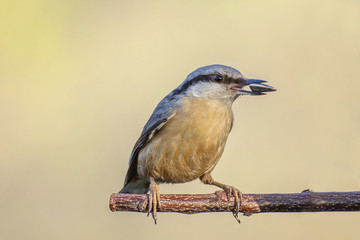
[147,176,161,224]
[222,185,243,223]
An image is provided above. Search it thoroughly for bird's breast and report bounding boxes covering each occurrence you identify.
[138,97,234,183]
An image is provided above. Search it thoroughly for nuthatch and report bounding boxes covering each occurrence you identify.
[120,64,276,223]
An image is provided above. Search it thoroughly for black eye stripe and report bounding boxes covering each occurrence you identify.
[210,74,245,85]
[169,73,246,97]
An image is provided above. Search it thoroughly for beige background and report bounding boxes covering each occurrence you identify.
[1,0,360,239]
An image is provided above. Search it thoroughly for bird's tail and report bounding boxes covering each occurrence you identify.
[119,178,150,194]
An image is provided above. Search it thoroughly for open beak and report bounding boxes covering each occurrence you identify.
[237,79,276,95]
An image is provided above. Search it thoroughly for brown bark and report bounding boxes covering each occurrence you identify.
[109,190,360,215]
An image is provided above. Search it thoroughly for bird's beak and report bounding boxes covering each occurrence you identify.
[237,79,276,95]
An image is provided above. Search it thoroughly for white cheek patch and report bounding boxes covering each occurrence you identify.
[187,82,224,98]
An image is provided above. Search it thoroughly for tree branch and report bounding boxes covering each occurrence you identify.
[109,190,360,215]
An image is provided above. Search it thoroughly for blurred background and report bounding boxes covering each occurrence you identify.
[1,0,360,239]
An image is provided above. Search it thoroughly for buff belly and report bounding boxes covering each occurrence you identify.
[137,98,233,183]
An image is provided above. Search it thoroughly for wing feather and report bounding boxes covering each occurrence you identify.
[123,95,179,186]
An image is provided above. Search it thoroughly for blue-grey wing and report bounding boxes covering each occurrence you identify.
[123,96,179,186]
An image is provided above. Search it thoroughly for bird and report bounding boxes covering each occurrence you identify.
[119,64,276,223]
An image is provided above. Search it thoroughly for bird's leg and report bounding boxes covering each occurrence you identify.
[200,173,243,223]
[147,176,161,224]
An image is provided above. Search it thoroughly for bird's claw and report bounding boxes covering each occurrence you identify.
[223,185,242,223]
[147,177,161,224]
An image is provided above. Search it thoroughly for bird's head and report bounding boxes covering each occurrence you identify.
[176,64,276,104]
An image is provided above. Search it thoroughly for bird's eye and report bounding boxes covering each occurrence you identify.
[213,74,223,82]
